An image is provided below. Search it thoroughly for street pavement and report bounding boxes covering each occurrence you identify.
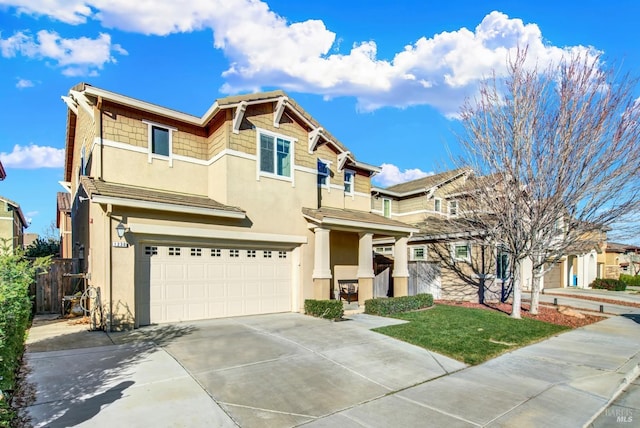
[18,290,640,428]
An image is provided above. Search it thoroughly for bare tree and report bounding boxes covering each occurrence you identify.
[456,48,640,318]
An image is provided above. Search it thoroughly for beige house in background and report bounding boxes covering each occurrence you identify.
[62,84,415,330]
[599,242,640,278]
[57,192,72,258]
[0,196,28,253]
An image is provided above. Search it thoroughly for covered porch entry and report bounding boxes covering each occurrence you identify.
[302,207,417,306]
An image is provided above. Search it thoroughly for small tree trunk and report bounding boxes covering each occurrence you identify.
[511,262,522,319]
[530,275,541,315]
[530,259,545,315]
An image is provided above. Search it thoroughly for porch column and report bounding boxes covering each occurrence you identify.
[393,236,409,296]
[312,227,332,300]
[577,255,585,288]
[357,232,374,305]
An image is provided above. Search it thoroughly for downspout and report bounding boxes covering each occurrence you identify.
[106,203,113,331]
[97,96,104,180]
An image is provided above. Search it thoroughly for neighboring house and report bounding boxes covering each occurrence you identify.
[0,160,6,181]
[62,83,416,330]
[0,196,28,252]
[600,242,640,278]
[57,192,72,258]
[23,233,38,249]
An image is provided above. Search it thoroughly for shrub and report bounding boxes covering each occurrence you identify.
[590,278,627,291]
[619,274,640,287]
[365,293,434,316]
[304,299,344,320]
[0,245,50,426]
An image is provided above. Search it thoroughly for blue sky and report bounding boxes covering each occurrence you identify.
[1,0,639,243]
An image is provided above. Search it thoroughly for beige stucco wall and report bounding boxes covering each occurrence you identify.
[100,145,209,195]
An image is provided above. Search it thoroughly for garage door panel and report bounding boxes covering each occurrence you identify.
[188,283,207,299]
[166,264,186,280]
[145,245,293,324]
[187,264,206,280]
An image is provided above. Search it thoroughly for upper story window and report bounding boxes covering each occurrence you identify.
[143,120,176,166]
[449,200,458,216]
[344,170,355,194]
[382,198,391,218]
[434,198,442,213]
[259,131,292,179]
[152,126,169,156]
[317,159,330,187]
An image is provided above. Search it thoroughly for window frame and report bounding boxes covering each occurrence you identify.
[382,198,392,218]
[344,169,355,195]
[449,200,459,216]
[451,242,470,262]
[410,245,426,261]
[317,158,331,188]
[143,120,176,166]
[496,248,510,281]
[434,198,442,213]
[256,128,296,182]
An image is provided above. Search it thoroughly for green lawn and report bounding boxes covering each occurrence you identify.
[373,305,570,365]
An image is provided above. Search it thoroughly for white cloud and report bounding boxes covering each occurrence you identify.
[0,30,127,76]
[373,163,432,187]
[16,78,34,88]
[0,1,600,114]
[0,144,65,169]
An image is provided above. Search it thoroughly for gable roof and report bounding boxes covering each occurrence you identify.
[373,168,470,198]
[0,195,28,228]
[63,84,378,181]
[80,177,245,219]
[302,206,417,235]
[606,242,640,253]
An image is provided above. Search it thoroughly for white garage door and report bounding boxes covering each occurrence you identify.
[140,245,292,324]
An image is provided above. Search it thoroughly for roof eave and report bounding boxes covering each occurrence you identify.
[90,195,246,219]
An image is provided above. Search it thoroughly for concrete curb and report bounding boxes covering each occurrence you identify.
[583,353,640,427]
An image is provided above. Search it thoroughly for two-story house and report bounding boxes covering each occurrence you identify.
[0,196,28,253]
[371,170,540,301]
[61,84,416,330]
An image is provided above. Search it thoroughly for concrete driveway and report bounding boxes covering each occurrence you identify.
[21,313,465,427]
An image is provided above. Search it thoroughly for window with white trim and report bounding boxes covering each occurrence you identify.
[344,170,355,194]
[143,120,176,165]
[230,249,239,258]
[496,248,509,280]
[449,200,458,216]
[278,251,287,259]
[259,131,292,178]
[410,246,426,261]
[247,250,256,258]
[317,159,330,187]
[375,246,393,255]
[382,198,391,218]
[190,248,202,257]
[168,247,181,256]
[451,242,470,262]
[434,198,442,213]
[145,246,158,256]
[263,250,272,258]
[211,249,221,257]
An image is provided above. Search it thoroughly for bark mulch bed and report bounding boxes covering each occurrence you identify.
[434,300,604,328]
[546,293,640,309]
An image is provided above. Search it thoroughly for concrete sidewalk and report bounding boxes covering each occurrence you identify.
[18,309,640,428]
[308,313,640,427]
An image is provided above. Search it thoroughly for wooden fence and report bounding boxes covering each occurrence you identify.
[34,258,80,314]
